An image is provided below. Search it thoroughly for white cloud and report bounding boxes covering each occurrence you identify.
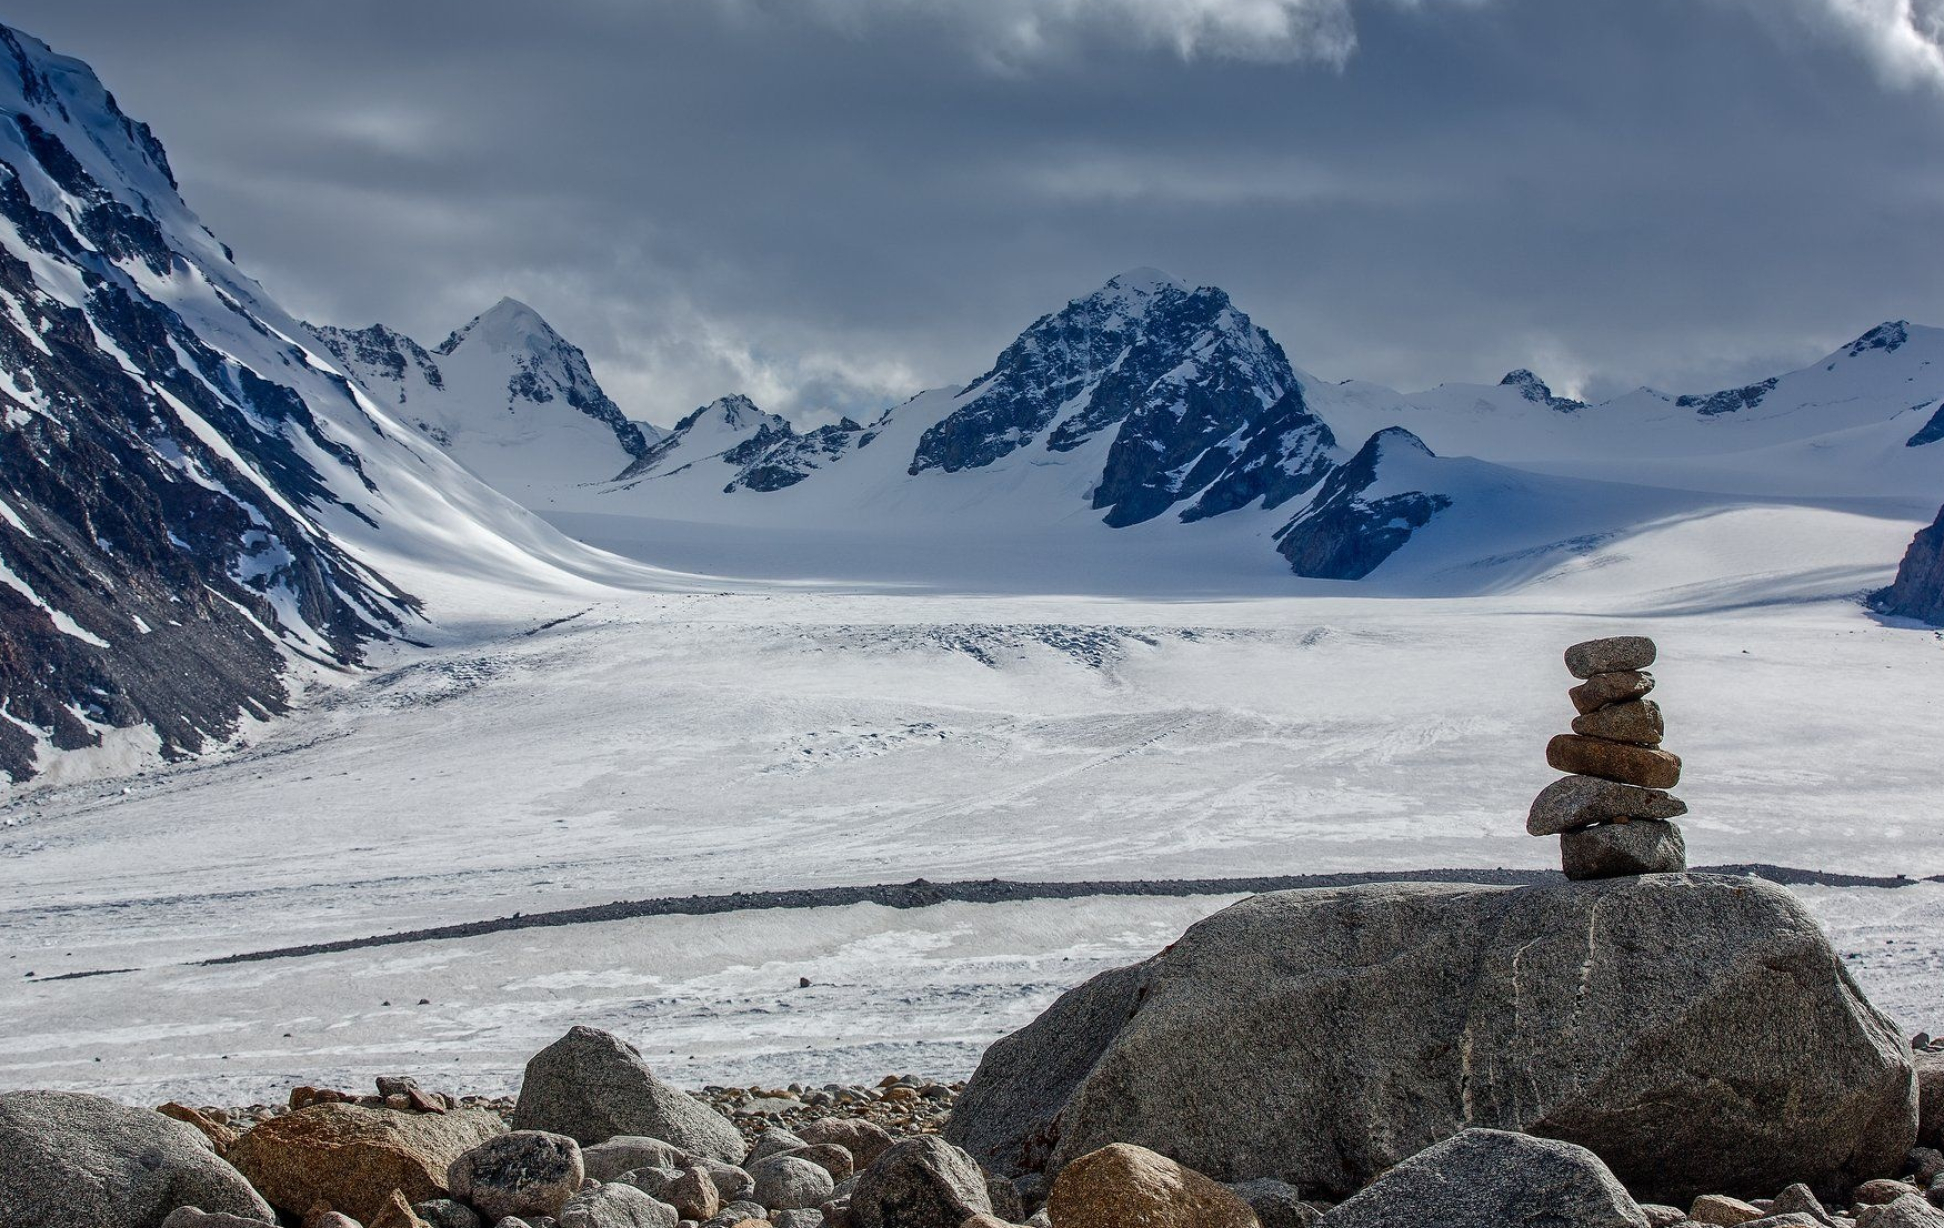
[1755,0,1944,91]
[789,0,1360,67]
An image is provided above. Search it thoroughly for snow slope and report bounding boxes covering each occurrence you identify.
[0,22,681,780]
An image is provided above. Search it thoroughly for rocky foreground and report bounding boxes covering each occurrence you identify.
[8,870,1944,1228]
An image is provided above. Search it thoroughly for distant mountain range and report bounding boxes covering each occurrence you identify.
[0,18,1938,782]
[332,265,1944,587]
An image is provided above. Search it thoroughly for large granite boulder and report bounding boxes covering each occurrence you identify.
[225,1102,504,1223]
[1318,1129,1647,1228]
[0,1091,274,1228]
[513,1026,744,1162]
[946,874,1913,1205]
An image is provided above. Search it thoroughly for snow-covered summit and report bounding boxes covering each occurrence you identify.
[313,298,648,492]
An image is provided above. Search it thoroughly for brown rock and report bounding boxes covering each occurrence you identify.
[1690,1194,1765,1225]
[1547,734,1682,789]
[367,1189,432,1228]
[405,1088,447,1116]
[227,1102,505,1224]
[159,1102,240,1153]
[798,1118,896,1169]
[667,1164,721,1221]
[1858,1180,1924,1206]
[1047,1144,1260,1228]
[1919,1051,1944,1147]
[1565,636,1657,679]
[1571,670,1656,715]
[1572,699,1665,746]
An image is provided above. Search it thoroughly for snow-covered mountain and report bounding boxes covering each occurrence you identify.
[528,273,1938,588]
[0,23,651,781]
[312,298,650,495]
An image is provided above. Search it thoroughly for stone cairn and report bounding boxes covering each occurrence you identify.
[1527,634,1689,880]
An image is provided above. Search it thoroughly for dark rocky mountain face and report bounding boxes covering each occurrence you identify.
[0,26,422,780]
[312,324,445,402]
[1500,369,1586,414]
[1873,504,1944,624]
[1273,428,1451,580]
[1906,402,1944,448]
[723,418,868,493]
[1179,386,1338,523]
[1676,377,1778,417]
[907,271,1313,526]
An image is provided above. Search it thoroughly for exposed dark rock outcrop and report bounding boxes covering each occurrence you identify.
[0,44,421,779]
[1272,428,1450,579]
[1500,368,1586,413]
[1873,503,1944,625]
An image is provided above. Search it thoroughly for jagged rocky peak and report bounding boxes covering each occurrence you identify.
[312,323,445,394]
[1274,427,1451,580]
[909,268,1315,526]
[1500,368,1585,413]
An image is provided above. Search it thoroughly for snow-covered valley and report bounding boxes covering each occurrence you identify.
[3,494,1941,1103]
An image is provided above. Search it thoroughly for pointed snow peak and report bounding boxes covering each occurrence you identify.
[674,393,785,434]
[1083,267,1190,316]
[437,297,566,356]
[1369,425,1436,459]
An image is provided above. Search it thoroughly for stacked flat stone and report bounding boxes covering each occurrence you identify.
[1527,635,1689,880]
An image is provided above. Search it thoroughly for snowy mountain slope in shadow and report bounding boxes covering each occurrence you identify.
[0,24,673,781]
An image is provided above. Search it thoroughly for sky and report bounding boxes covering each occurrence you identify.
[11,0,1944,426]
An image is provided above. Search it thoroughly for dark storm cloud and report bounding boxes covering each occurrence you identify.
[9,0,1944,421]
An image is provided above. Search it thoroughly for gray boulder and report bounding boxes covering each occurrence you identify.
[448,1130,585,1223]
[1859,1194,1944,1227]
[512,1027,743,1162]
[683,1158,754,1204]
[772,1212,826,1228]
[1319,1129,1646,1228]
[414,1200,484,1228]
[946,874,1914,1205]
[1230,1179,1319,1228]
[749,1153,835,1211]
[749,1127,811,1163]
[0,1091,275,1228]
[1559,820,1686,879]
[849,1136,992,1228]
[158,1212,272,1228]
[557,1182,680,1228]
[583,1137,687,1184]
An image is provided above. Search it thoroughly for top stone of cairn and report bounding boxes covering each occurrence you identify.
[1564,635,1657,680]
